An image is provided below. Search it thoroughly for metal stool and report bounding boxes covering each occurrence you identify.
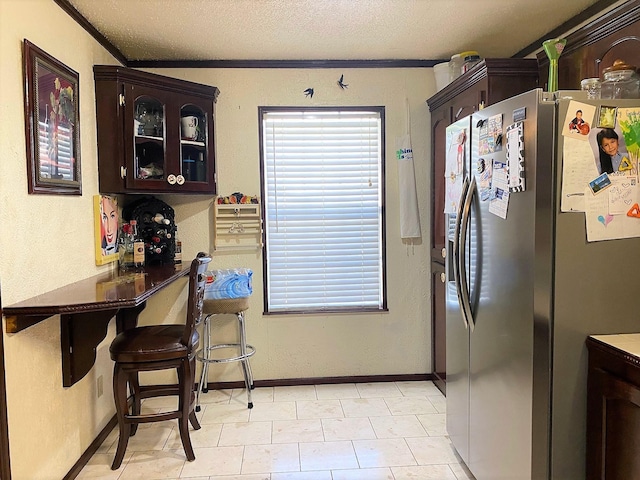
[196,297,255,410]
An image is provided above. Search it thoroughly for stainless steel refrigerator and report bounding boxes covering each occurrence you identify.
[445,88,640,480]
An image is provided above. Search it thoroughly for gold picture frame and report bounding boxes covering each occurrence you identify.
[94,194,120,265]
[23,39,81,195]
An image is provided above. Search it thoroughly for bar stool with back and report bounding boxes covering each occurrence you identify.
[108,253,212,470]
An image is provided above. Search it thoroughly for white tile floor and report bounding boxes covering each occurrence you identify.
[77,381,475,480]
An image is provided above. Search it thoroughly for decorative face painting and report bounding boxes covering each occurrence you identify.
[94,194,120,265]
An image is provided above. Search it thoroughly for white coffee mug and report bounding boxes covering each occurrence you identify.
[181,116,199,140]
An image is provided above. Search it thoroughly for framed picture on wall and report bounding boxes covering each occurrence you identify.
[23,39,81,195]
[94,194,120,265]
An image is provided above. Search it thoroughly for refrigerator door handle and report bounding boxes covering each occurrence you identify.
[459,175,476,332]
[453,176,470,330]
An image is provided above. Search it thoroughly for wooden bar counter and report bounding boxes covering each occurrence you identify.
[586,334,640,479]
[3,264,189,387]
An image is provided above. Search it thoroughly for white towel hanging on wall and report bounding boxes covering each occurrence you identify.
[397,98,421,239]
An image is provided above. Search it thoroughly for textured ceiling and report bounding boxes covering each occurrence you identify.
[65,0,607,62]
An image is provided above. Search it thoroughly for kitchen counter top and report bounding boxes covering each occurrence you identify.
[589,333,640,358]
[2,264,189,386]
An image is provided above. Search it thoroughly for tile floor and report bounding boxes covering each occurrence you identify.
[78,381,475,480]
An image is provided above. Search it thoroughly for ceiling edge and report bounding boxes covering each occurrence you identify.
[515,0,628,58]
[54,0,128,66]
[127,59,446,69]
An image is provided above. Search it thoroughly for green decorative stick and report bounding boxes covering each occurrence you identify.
[542,38,567,92]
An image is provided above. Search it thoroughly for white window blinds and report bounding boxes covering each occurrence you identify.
[261,108,385,313]
[39,120,74,180]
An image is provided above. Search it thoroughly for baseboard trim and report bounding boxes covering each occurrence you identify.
[205,373,434,390]
[64,373,434,479]
[63,414,118,480]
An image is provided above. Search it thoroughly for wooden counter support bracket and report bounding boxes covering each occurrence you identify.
[60,303,148,387]
[116,302,146,333]
[61,309,118,387]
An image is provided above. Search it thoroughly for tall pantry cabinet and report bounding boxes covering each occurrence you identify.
[426,59,539,394]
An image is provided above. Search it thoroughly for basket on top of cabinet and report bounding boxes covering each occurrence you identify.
[213,194,263,251]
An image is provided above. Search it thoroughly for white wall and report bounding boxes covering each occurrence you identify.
[0,1,434,477]
[155,67,433,381]
[0,1,121,478]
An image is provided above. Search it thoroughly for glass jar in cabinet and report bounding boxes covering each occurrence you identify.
[601,59,640,99]
[93,65,219,194]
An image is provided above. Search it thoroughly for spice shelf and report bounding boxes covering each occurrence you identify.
[213,201,263,251]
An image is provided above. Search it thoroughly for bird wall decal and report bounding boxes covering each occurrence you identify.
[337,74,348,89]
[304,88,314,98]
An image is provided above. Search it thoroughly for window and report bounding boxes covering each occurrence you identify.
[260,107,386,313]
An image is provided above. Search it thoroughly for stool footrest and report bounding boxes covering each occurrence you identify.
[126,411,179,423]
[196,343,255,364]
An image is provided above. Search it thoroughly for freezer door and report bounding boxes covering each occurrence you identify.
[466,90,547,480]
[445,117,472,464]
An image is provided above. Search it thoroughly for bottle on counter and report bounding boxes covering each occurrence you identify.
[174,227,182,265]
[119,222,134,270]
[131,220,145,268]
[119,220,145,270]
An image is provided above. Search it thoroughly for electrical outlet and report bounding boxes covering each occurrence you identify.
[97,375,104,398]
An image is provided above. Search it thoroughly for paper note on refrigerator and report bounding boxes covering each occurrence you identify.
[585,182,640,242]
[489,160,510,219]
[444,128,466,214]
[561,136,600,212]
[479,160,493,201]
[608,176,638,215]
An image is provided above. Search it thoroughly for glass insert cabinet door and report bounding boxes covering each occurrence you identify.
[94,65,218,194]
[180,104,208,183]
[134,95,166,183]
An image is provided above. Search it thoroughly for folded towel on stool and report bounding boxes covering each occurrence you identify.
[204,268,252,299]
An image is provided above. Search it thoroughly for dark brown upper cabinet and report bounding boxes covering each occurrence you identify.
[93,66,219,194]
